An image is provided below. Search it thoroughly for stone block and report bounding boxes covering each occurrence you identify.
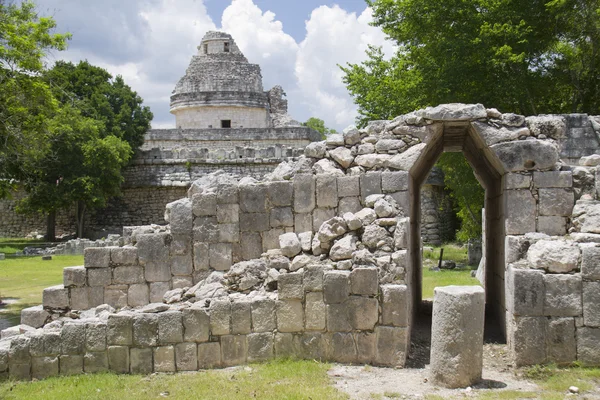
[360,172,382,203]
[192,192,217,216]
[323,271,350,304]
[20,305,49,328]
[133,314,158,347]
[505,172,531,189]
[505,190,536,235]
[107,313,133,345]
[381,284,409,326]
[278,272,303,300]
[313,208,336,232]
[59,355,83,375]
[193,242,209,271]
[577,327,600,365]
[430,286,485,388]
[70,287,90,310]
[166,198,193,234]
[43,285,70,309]
[293,332,326,360]
[247,332,274,362]
[492,139,559,172]
[193,217,219,243]
[149,282,170,303]
[110,246,138,265]
[84,247,111,268]
[113,266,143,284]
[130,347,153,374]
[231,301,252,335]
[508,267,544,316]
[183,305,210,342]
[240,232,262,260]
[158,311,183,344]
[349,296,378,330]
[305,292,326,331]
[88,287,104,307]
[209,299,231,336]
[581,246,600,279]
[355,332,376,364]
[87,268,112,287]
[326,303,352,332]
[338,197,362,215]
[512,316,546,366]
[217,203,239,224]
[273,333,294,358]
[276,300,304,333]
[294,213,313,233]
[304,266,325,292]
[31,356,59,380]
[583,281,600,327]
[270,207,294,228]
[218,223,240,243]
[337,176,360,197]
[84,351,108,373]
[154,346,176,372]
[128,284,149,307]
[217,182,239,204]
[61,322,85,355]
[251,298,276,332]
[85,321,107,352]
[221,335,247,367]
[527,239,580,273]
[267,181,293,206]
[375,326,407,367]
[29,331,60,357]
[240,184,267,213]
[197,342,221,369]
[316,175,338,208]
[294,174,316,213]
[108,346,129,374]
[104,287,128,308]
[544,274,582,316]
[63,266,87,287]
[331,332,357,363]
[545,317,576,364]
[136,233,170,265]
[537,216,567,236]
[350,267,378,295]
[240,213,269,232]
[175,342,197,371]
[539,189,574,216]
[382,171,409,192]
[8,363,30,380]
[170,235,191,257]
[533,171,572,188]
[262,228,284,251]
[8,336,30,364]
[170,254,193,276]
[209,243,232,271]
[145,261,171,283]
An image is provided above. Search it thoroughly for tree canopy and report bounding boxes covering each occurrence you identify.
[303,117,337,139]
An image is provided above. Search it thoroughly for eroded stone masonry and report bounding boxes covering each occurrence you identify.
[2,103,600,380]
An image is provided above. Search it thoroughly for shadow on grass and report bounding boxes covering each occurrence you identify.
[0,299,38,329]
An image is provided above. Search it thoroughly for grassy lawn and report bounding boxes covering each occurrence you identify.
[0,254,82,326]
[0,359,346,400]
[0,238,47,255]
[421,244,480,299]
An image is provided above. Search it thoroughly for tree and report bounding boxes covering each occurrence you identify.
[302,117,337,139]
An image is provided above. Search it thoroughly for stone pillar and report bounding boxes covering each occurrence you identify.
[430,285,485,388]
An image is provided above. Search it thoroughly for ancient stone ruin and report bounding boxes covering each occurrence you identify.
[2,103,600,381]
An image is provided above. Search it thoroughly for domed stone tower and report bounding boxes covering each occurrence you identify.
[170,31,271,129]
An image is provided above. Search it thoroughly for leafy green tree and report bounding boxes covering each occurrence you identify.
[303,117,337,139]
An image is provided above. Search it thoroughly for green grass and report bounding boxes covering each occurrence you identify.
[524,363,600,396]
[0,238,47,255]
[0,255,82,326]
[0,359,347,400]
[421,244,480,299]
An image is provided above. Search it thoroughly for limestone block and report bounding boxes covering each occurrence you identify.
[209,243,232,271]
[577,327,600,365]
[158,311,183,344]
[70,287,90,310]
[183,305,210,342]
[505,173,531,189]
[533,171,573,188]
[193,217,219,243]
[175,342,197,371]
[356,332,376,364]
[508,266,544,316]
[527,240,580,273]
[133,314,158,347]
[381,171,409,193]
[329,147,354,168]
[170,254,193,276]
[294,174,316,213]
[430,286,485,388]
[154,346,176,372]
[58,354,83,376]
[240,232,262,260]
[231,301,252,335]
[107,346,129,374]
[8,336,30,364]
[337,176,360,198]
[240,212,269,232]
[166,198,193,234]
[583,281,600,327]
[270,207,294,228]
[8,363,30,380]
[43,285,69,309]
[316,175,338,208]
[505,190,536,235]
[84,351,108,373]
[31,356,59,380]
[337,197,361,215]
[545,317,576,364]
[107,313,133,346]
[170,234,192,257]
[84,247,110,268]
[276,300,304,333]
[217,203,239,224]
[303,266,326,292]
[305,141,327,158]
[360,172,382,203]
[267,181,293,206]
[240,184,267,213]
[375,326,407,367]
[261,228,283,252]
[210,299,231,336]
[63,266,87,287]
[581,246,600,279]
[330,332,357,363]
[330,235,357,261]
[217,182,239,204]
[381,284,409,327]
[192,192,217,217]
[544,274,582,316]
[113,266,144,284]
[312,208,335,232]
[293,332,326,360]
[110,246,138,266]
[149,282,170,303]
[539,189,574,216]
[303,291,326,331]
[88,287,104,307]
[350,267,379,295]
[247,332,274,362]
[104,287,128,308]
[326,304,352,332]
[20,305,49,328]
[491,139,559,172]
[537,216,567,236]
[251,298,276,332]
[0,342,9,373]
[85,321,107,352]
[193,242,209,271]
[221,335,247,367]
[323,271,350,304]
[197,342,222,369]
[130,347,153,374]
[278,272,303,300]
[349,296,378,330]
[87,268,112,287]
[128,284,149,307]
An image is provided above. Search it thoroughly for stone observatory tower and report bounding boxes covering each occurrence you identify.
[170,31,273,129]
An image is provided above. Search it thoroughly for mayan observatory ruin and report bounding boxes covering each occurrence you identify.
[2,30,600,387]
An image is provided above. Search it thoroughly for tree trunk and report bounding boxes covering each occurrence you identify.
[76,201,86,238]
[46,211,56,242]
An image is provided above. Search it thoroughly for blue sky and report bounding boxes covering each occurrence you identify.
[34,0,395,131]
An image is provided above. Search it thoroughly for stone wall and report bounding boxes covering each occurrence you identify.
[173,105,269,130]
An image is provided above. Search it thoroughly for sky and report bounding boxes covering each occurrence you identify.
[34,0,395,131]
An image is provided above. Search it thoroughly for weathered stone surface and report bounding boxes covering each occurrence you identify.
[381,171,408,192]
[247,332,274,362]
[544,274,582,316]
[472,121,529,145]
[356,332,376,364]
[270,207,293,228]
[330,235,357,261]
[251,298,276,332]
[128,284,149,307]
[375,326,407,367]
[537,216,567,236]
[239,212,269,232]
[539,189,574,216]
[158,311,183,344]
[221,335,247,367]
[581,246,600,279]
[430,286,485,388]
[63,266,87,288]
[107,346,129,373]
[338,197,362,215]
[84,351,108,373]
[84,247,111,268]
[104,287,128,308]
[209,299,231,335]
[330,332,357,363]
[149,282,170,303]
[239,184,267,213]
[583,281,600,327]
[113,266,144,284]
[386,143,426,171]
[175,342,197,371]
[317,217,348,243]
[416,103,487,120]
[577,327,600,365]
[192,192,217,217]
[294,332,326,360]
[316,174,338,208]
[526,115,566,139]
[276,300,304,332]
[20,305,50,328]
[130,347,153,374]
[231,301,252,335]
[508,266,544,316]
[154,346,176,372]
[59,354,83,375]
[305,292,326,331]
[197,342,221,369]
[354,154,390,168]
[278,272,303,300]
[111,246,138,265]
[305,141,326,158]
[166,198,193,234]
[209,243,232,271]
[323,271,350,304]
[31,356,59,380]
[527,240,580,273]
[182,306,209,343]
[303,266,325,292]
[294,174,316,213]
[545,317,576,364]
[348,296,378,330]
[329,147,354,169]
[512,316,546,366]
[533,171,573,188]
[362,224,390,250]
[85,321,107,352]
[326,303,352,332]
[133,314,158,347]
[337,176,360,197]
[491,139,559,172]
[279,232,301,258]
[343,126,361,145]
[350,267,379,296]
[107,313,133,346]
[43,285,69,309]
[505,173,531,189]
[573,200,600,234]
[267,181,293,207]
[359,172,382,202]
[505,190,536,235]
[381,284,408,327]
